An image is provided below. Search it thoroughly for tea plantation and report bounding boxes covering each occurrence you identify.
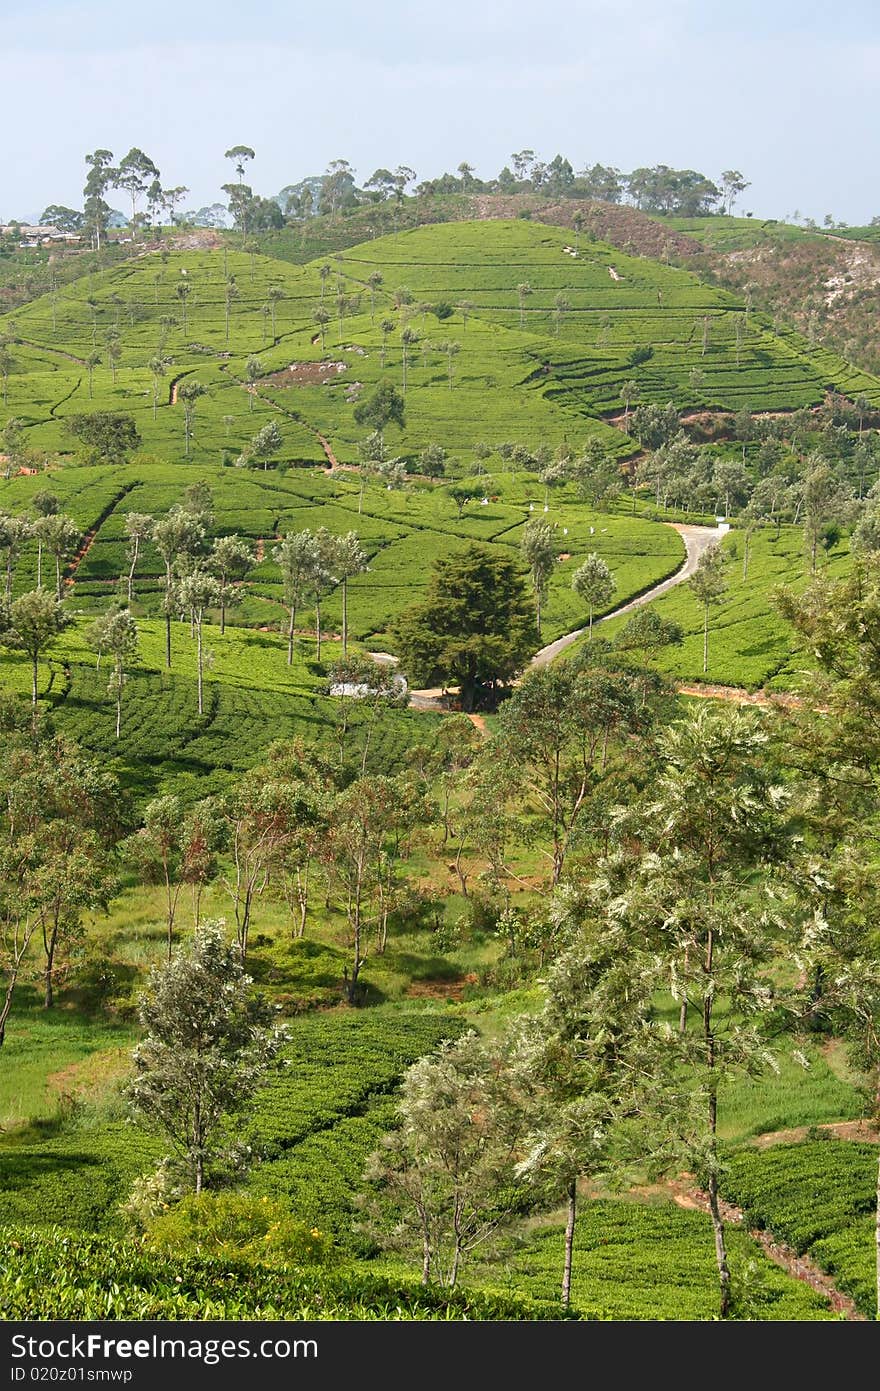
[2,217,879,1325]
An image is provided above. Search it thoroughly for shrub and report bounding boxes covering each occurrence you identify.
[145,1191,335,1266]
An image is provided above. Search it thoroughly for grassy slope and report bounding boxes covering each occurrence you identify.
[589,524,851,690]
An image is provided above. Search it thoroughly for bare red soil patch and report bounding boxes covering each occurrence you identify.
[264,362,348,388]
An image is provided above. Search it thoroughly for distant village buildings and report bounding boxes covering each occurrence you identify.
[0,224,81,248]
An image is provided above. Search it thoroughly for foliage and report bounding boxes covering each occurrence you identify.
[0,1227,569,1320]
[127,922,288,1192]
[65,413,141,466]
[144,1190,334,1265]
[393,543,537,710]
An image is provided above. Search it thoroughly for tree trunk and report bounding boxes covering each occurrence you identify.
[44,944,55,1008]
[55,555,62,601]
[703,606,709,675]
[287,601,297,665]
[315,599,322,661]
[562,1179,577,1307]
[876,1144,880,1322]
[342,577,348,654]
[196,614,204,715]
[127,536,139,603]
[36,540,42,589]
[708,1165,732,1319]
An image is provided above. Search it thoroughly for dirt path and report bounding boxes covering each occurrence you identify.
[749,1119,879,1149]
[676,681,811,709]
[670,1180,864,1319]
[531,522,726,668]
[316,432,341,469]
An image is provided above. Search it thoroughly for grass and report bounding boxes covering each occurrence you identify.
[0,986,134,1129]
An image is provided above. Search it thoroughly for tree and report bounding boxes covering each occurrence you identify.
[34,514,79,601]
[127,923,286,1194]
[379,317,395,368]
[0,339,16,406]
[353,381,405,438]
[245,356,261,412]
[1,416,27,481]
[114,148,160,236]
[125,795,186,957]
[175,281,192,335]
[610,706,792,1318]
[614,608,683,664]
[801,455,853,573]
[360,1032,526,1285]
[30,491,59,587]
[178,381,206,458]
[517,282,533,329]
[312,304,330,353]
[239,419,282,471]
[149,357,168,419]
[224,144,255,187]
[521,518,557,638]
[86,604,138,738]
[712,458,751,517]
[497,662,640,885]
[367,271,383,320]
[447,481,483,521]
[176,571,222,715]
[84,352,100,400]
[393,544,537,711]
[269,530,312,664]
[0,734,121,1014]
[0,513,33,601]
[331,532,369,655]
[162,185,189,226]
[83,149,116,251]
[2,589,71,714]
[400,327,419,393]
[208,534,254,634]
[39,205,83,234]
[720,169,750,216]
[572,553,616,639]
[553,292,570,337]
[306,528,338,661]
[512,918,653,1305]
[152,507,206,668]
[620,379,638,423]
[215,775,307,958]
[267,285,284,339]
[65,412,141,466]
[688,543,728,674]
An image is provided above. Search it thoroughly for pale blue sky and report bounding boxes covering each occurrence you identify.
[2,0,878,223]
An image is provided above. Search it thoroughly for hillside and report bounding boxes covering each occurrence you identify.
[5,220,880,476]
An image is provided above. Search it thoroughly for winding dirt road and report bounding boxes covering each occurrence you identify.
[530,522,726,668]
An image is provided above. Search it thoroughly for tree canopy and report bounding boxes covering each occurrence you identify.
[392,544,537,710]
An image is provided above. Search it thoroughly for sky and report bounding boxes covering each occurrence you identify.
[2,0,879,224]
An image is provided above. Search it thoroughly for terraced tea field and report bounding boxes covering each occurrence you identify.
[4,220,879,483]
